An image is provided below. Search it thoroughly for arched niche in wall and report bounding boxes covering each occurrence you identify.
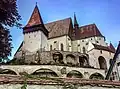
[89,73,104,80]
[79,55,88,67]
[0,69,17,75]
[66,54,76,65]
[67,70,83,78]
[98,56,107,70]
[31,68,58,78]
[53,52,63,64]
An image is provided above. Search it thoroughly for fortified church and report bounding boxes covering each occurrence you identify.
[5,4,119,81]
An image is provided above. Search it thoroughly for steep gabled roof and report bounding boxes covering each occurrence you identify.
[23,5,48,36]
[24,5,44,28]
[93,43,115,53]
[45,18,72,39]
[14,41,23,57]
[75,24,104,40]
[109,43,116,53]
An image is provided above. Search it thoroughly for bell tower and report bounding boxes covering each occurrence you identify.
[22,4,48,52]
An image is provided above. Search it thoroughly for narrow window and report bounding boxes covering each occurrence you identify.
[83,47,86,53]
[61,43,64,51]
[50,45,52,51]
[86,42,88,45]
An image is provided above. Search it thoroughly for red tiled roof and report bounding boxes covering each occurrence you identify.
[75,24,104,40]
[109,43,116,53]
[24,5,44,28]
[93,44,115,53]
[45,18,72,39]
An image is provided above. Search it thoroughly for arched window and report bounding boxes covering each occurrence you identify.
[98,56,107,70]
[61,43,64,51]
[50,45,52,51]
[83,47,86,53]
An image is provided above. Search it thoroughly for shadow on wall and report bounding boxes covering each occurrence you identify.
[31,68,58,78]
[67,70,83,78]
[0,69,17,75]
[89,72,104,80]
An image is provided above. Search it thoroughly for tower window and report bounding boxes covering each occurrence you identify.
[100,50,102,54]
[61,43,64,51]
[86,42,88,45]
[54,41,57,43]
[50,45,52,51]
[83,47,86,53]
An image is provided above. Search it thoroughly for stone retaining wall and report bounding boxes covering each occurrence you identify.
[0,76,119,89]
[0,65,105,79]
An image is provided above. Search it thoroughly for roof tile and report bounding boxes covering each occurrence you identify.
[45,18,72,39]
[76,24,104,40]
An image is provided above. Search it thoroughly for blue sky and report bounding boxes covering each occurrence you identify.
[10,0,120,59]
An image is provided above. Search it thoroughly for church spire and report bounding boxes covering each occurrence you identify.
[24,4,44,28]
[74,13,79,28]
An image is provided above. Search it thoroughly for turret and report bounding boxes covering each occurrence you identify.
[74,13,79,29]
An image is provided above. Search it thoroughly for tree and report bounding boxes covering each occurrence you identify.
[0,25,12,60]
[0,0,21,60]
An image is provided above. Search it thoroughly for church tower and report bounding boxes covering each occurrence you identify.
[74,13,79,29]
[22,5,48,52]
[73,13,79,37]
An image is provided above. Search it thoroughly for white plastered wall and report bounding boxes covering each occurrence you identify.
[72,36,108,53]
[23,31,47,52]
[48,35,72,51]
[88,49,114,69]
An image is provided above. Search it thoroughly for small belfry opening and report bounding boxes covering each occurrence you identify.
[98,56,107,70]
[31,68,58,78]
[53,52,63,64]
[67,70,83,78]
[89,73,104,80]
